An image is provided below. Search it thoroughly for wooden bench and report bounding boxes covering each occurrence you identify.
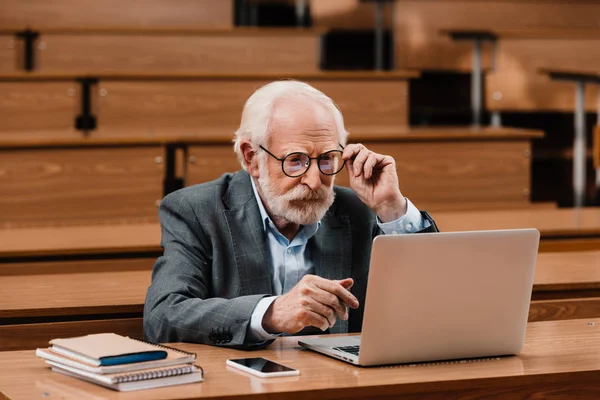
[0,258,153,351]
[1,207,594,257]
[0,126,542,226]
[309,0,600,71]
[531,251,600,322]
[1,249,598,351]
[0,72,416,137]
[484,30,600,113]
[0,0,233,29]
[0,27,323,73]
[186,126,542,210]
[0,145,165,227]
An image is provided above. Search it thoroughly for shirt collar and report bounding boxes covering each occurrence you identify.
[250,176,321,238]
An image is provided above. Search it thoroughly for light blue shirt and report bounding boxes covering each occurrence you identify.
[248,178,429,341]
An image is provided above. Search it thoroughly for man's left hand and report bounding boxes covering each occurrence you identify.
[342,143,407,222]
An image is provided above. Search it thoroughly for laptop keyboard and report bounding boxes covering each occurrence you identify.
[333,345,360,356]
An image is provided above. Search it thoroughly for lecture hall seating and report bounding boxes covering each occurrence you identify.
[2,0,600,366]
[0,72,414,138]
[310,0,600,71]
[0,0,233,29]
[486,30,600,113]
[2,248,599,351]
[0,27,323,74]
[0,127,542,227]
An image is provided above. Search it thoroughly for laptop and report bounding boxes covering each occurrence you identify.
[298,229,540,366]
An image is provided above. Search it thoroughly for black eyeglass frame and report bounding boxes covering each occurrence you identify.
[259,144,346,178]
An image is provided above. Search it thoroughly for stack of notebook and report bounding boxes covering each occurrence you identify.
[36,333,203,391]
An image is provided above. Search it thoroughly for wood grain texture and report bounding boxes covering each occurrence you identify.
[187,145,241,185]
[0,224,161,258]
[335,141,532,207]
[0,71,420,81]
[0,258,155,275]
[0,318,143,351]
[534,251,600,292]
[95,79,409,136]
[1,320,600,399]
[36,31,320,73]
[539,238,600,253]
[0,126,544,149]
[487,39,600,112]
[0,81,79,135]
[2,252,596,317]
[188,129,535,209]
[393,1,600,71]
[435,207,600,238]
[0,0,233,29]
[312,2,600,72]
[529,298,600,322]
[0,259,153,318]
[2,208,600,258]
[0,147,163,227]
[0,33,17,72]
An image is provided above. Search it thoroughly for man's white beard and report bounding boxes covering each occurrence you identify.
[257,161,335,225]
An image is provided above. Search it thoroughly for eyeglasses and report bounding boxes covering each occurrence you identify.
[259,145,346,178]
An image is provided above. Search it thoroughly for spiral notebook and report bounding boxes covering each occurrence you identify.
[37,334,197,374]
[49,333,172,366]
[47,361,204,392]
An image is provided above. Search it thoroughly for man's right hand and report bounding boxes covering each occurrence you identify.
[262,275,359,334]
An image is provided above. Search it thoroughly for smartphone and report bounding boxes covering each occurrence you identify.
[226,357,299,378]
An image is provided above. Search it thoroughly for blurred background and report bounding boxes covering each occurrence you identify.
[1,0,600,228]
[3,0,600,355]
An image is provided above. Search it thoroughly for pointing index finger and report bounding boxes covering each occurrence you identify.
[313,277,359,309]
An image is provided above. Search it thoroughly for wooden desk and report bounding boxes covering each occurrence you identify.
[434,207,600,252]
[0,127,543,226]
[0,71,416,137]
[1,319,600,399]
[530,251,600,322]
[1,207,599,260]
[0,223,162,259]
[0,258,153,351]
[0,27,323,74]
[185,126,543,211]
[2,207,600,260]
[2,250,599,351]
[0,0,233,29]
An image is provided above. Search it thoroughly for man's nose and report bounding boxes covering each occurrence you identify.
[300,161,322,190]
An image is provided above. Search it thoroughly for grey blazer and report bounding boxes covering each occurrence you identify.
[143,170,438,349]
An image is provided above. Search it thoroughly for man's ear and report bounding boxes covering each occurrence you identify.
[240,141,260,178]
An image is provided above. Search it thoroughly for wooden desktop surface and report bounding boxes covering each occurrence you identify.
[441,28,600,40]
[539,68,600,82]
[1,251,598,320]
[0,319,599,399]
[0,126,543,149]
[2,207,600,259]
[434,207,600,238]
[0,223,162,259]
[0,71,420,81]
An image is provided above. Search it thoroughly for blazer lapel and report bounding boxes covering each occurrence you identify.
[311,208,353,334]
[223,172,273,296]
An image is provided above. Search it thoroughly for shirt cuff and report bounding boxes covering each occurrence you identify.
[248,296,281,342]
[377,198,430,234]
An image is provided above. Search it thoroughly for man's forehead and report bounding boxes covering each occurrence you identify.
[270,97,336,127]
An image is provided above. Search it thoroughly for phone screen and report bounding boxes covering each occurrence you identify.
[228,357,296,373]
